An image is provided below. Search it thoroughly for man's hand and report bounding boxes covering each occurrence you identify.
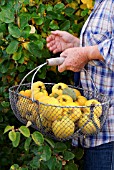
[58,45,103,72]
[46,30,80,53]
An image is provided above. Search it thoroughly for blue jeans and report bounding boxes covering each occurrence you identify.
[83,142,114,170]
[74,72,80,87]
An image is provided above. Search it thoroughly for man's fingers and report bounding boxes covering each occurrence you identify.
[46,34,55,42]
[58,62,66,72]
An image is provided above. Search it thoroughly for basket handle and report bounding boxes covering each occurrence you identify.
[16,57,65,100]
[47,58,98,91]
[31,57,65,100]
[16,62,47,92]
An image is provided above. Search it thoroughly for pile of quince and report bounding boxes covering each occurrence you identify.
[16,81,102,139]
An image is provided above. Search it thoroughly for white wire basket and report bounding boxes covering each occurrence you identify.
[9,60,110,141]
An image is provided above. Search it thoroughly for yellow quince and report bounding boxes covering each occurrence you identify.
[78,112,101,135]
[52,116,75,139]
[63,102,82,122]
[36,114,52,130]
[19,89,31,98]
[75,95,87,106]
[39,97,63,121]
[31,81,46,91]
[73,88,81,98]
[25,102,39,122]
[52,82,68,96]
[84,99,102,118]
[57,94,73,105]
[32,89,48,100]
[16,97,31,118]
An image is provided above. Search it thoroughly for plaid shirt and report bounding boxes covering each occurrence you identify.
[72,0,114,148]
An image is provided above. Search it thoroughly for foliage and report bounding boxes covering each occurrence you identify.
[3,124,84,170]
[0,0,94,169]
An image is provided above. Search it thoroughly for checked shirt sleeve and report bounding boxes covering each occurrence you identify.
[98,38,114,71]
[97,2,114,71]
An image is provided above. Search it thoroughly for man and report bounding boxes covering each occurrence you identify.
[46,0,114,169]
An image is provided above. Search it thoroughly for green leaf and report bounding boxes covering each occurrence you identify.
[64,162,78,170]
[12,46,22,61]
[66,0,74,2]
[0,0,5,6]
[12,132,20,147]
[63,151,75,161]
[44,137,55,148]
[46,157,56,170]
[19,126,30,137]
[0,32,3,39]
[56,14,65,20]
[60,20,70,31]
[40,145,51,161]
[8,24,21,38]
[8,131,16,142]
[55,160,62,170]
[21,26,31,38]
[1,101,10,108]
[33,17,44,25]
[27,42,42,57]
[49,20,59,30]
[54,3,65,11]
[20,0,29,5]
[24,137,32,151]
[81,9,89,17]
[20,13,30,30]
[74,147,84,160]
[35,40,44,50]
[46,4,53,11]
[0,61,10,73]
[30,156,40,169]
[4,125,14,134]
[46,11,58,20]
[64,7,75,16]
[17,65,26,72]
[38,4,45,13]
[54,142,67,152]
[10,164,20,170]
[31,131,44,146]
[0,115,3,122]
[0,9,14,23]
[6,40,19,54]
[42,48,51,59]
[0,22,7,34]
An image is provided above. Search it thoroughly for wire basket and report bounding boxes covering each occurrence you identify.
[9,63,110,141]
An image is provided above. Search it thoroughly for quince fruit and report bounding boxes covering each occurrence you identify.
[36,114,52,130]
[16,98,31,118]
[78,112,101,135]
[19,89,31,98]
[73,88,81,97]
[38,96,50,103]
[57,94,73,105]
[52,116,75,139]
[52,82,68,96]
[84,99,102,118]
[76,95,87,106]
[49,93,59,98]
[63,102,82,122]
[32,89,48,100]
[39,97,63,121]
[31,81,46,91]
[25,102,39,122]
